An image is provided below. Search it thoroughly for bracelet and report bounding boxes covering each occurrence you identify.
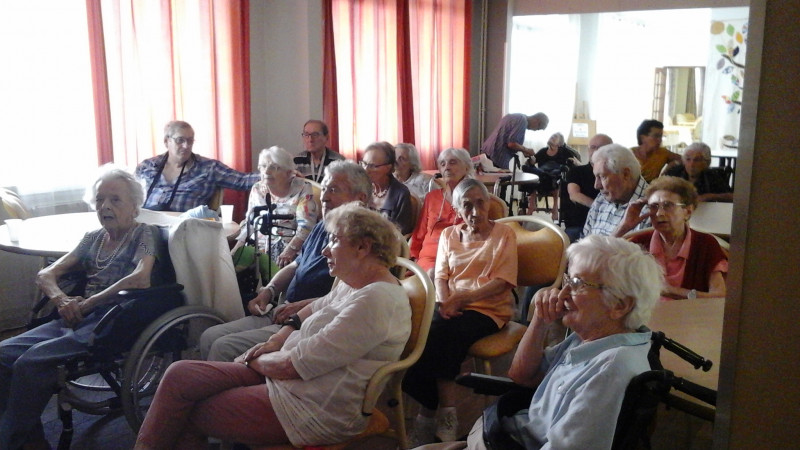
[264,285,276,299]
[285,313,302,330]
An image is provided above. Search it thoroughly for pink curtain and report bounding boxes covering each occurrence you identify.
[324,0,470,167]
[92,0,251,174]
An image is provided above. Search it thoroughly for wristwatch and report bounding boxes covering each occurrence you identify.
[285,313,302,330]
[687,289,697,300]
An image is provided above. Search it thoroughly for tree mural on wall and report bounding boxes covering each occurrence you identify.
[712,20,747,115]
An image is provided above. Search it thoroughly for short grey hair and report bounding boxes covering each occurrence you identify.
[568,235,663,330]
[85,165,145,216]
[324,160,373,204]
[452,178,489,211]
[683,142,712,161]
[395,143,423,174]
[592,144,642,180]
[163,120,193,143]
[364,141,396,168]
[324,202,402,268]
[259,146,296,172]
[437,148,475,177]
[531,112,549,129]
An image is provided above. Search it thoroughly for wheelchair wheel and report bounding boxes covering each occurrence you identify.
[120,305,226,431]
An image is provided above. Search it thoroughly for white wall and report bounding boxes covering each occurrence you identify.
[249,1,324,166]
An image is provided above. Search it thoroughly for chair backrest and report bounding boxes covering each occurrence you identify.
[361,257,435,413]
[407,194,421,237]
[1,187,31,220]
[488,193,508,219]
[306,179,323,214]
[168,218,245,322]
[496,215,569,289]
[207,187,225,212]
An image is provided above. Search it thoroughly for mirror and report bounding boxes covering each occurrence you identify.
[654,66,705,148]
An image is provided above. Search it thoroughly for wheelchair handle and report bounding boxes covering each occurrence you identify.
[651,331,713,372]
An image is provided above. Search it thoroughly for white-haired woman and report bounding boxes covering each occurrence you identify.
[409,148,474,276]
[404,178,517,445]
[521,131,576,218]
[0,168,165,450]
[394,143,436,200]
[135,204,411,448]
[233,146,319,273]
[361,142,415,235]
[502,235,663,449]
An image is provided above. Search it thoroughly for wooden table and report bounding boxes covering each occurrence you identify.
[647,297,724,417]
[0,210,239,258]
[689,202,733,239]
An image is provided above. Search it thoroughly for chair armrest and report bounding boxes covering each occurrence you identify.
[456,372,533,397]
[93,284,184,338]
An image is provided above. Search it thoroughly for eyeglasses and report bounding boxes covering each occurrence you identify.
[647,201,686,213]
[170,136,195,146]
[647,133,663,139]
[359,161,391,170]
[301,132,322,139]
[562,273,604,292]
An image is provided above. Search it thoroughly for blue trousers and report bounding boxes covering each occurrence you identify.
[0,313,102,450]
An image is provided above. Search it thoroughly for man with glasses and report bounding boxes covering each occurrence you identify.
[665,142,733,202]
[199,161,371,362]
[293,120,345,183]
[581,144,651,238]
[135,120,260,212]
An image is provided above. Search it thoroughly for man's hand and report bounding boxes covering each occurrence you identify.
[247,290,273,316]
[508,142,534,158]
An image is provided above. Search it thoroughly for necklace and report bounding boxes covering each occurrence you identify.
[373,185,390,199]
[95,225,135,269]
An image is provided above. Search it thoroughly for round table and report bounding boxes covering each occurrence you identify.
[0,210,240,258]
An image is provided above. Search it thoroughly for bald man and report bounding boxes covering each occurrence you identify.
[561,134,612,242]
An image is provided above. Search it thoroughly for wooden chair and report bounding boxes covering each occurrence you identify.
[257,257,435,450]
[488,193,508,220]
[208,187,225,212]
[467,215,570,374]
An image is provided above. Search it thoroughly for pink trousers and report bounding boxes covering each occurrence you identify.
[136,360,290,448]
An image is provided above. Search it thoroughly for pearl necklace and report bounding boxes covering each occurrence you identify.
[95,226,135,269]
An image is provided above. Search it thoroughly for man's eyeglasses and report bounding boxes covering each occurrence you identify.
[301,132,322,139]
[170,136,194,146]
[359,161,391,170]
[647,201,686,213]
[562,273,604,292]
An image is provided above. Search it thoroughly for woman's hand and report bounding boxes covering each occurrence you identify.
[615,198,649,237]
[235,339,283,365]
[532,287,566,325]
[438,292,469,319]
[57,297,85,328]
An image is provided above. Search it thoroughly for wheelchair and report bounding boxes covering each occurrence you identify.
[25,224,232,450]
[457,328,717,450]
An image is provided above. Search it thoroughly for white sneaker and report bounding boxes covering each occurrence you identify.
[436,407,459,442]
[408,414,436,448]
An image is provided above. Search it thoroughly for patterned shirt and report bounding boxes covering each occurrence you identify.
[135,153,259,212]
[581,176,650,238]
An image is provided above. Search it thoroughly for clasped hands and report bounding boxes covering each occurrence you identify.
[234,339,282,373]
[55,296,94,328]
[437,292,470,319]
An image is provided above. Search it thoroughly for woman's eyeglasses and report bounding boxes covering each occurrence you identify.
[647,201,686,213]
[562,273,604,292]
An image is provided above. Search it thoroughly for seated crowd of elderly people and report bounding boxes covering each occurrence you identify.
[0,117,730,449]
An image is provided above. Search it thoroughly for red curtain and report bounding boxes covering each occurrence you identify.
[324,0,471,168]
[89,0,251,217]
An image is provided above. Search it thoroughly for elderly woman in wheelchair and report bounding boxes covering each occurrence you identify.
[0,168,174,450]
[134,204,412,449]
[422,235,663,450]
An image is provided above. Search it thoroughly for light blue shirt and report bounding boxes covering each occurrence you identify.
[507,330,652,449]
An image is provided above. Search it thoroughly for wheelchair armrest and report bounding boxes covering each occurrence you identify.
[93,284,184,338]
[117,283,184,300]
[456,372,534,397]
